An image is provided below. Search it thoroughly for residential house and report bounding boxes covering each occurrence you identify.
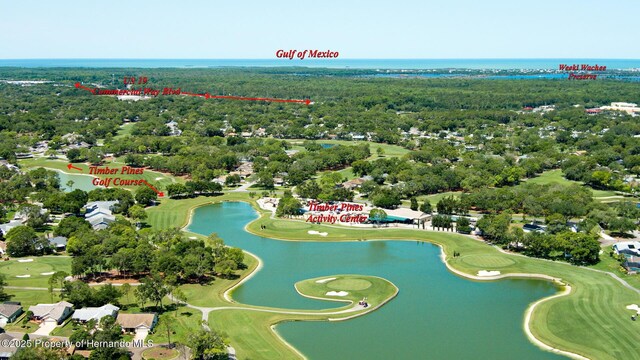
[165,121,182,136]
[230,162,254,180]
[72,304,119,323]
[613,241,640,256]
[86,212,116,230]
[0,220,22,236]
[84,201,118,230]
[85,201,117,214]
[623,255,640,273]
[523,223,547,233]
[48,236,68,251]
[116,313,158,333]
[0,333,18,360]
[29,301,74,325]
[342,178,366,190]
[0,302,23,326]
[0,160,18,172]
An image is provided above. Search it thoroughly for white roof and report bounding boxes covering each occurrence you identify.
[29,301,73,321]
[613,241,640,255]
[72,304,119,322]
[384,207,430,220]
[85,201,117,213]
[0,220,23,235]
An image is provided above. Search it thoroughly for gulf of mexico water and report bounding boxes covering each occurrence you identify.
[1,58,639,70]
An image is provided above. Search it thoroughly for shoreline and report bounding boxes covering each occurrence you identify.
[222,248,263,303]
[436,248,588,360]
[183,198,595,360]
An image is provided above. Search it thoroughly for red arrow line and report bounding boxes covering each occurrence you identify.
[181,91,310,105]
[181,91,206,97]
[141,180,164,197]
[74,82,311,105]
[74,82,96,94]
[67,163,83,172]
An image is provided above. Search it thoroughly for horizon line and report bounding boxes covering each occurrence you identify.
[1,57,639,60]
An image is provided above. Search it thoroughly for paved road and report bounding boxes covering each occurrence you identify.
[231,181,255,192]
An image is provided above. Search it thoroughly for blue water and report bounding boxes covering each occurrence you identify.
[1,58,639,70]
[187,202,563,359]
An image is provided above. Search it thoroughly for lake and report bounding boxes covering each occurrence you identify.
[54,170,99,192]
[187,202,564,360]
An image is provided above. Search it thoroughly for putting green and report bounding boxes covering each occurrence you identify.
[0,257,71,287]
[326,278,372,291]
[459,255,517,268]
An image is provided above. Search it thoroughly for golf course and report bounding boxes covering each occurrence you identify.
[146,193,640,359]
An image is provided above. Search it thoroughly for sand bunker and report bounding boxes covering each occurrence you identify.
[316,277,336,284]
[16,275,31,278]
[477,270,501,277]
[626,304,640,314]
[155,177,163,180]
[326,291,349,297]
[308,230,328,236]
[189,236,197,239]
[41,272,55,275]
[18,259,34,263]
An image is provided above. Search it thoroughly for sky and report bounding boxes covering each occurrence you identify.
[1,0,638,59]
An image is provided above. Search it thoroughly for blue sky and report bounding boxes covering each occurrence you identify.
[1,0,638,59]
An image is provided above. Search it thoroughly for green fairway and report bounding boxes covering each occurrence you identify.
[0,256,71,287]
[177,251,260,308]
[525,169,620,198]
[19,158,178,191]
[459,254,517,268]
[113,122,135,140]
[3,289,54,308]
[284,139,411,160]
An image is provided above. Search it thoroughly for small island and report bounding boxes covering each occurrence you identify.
[295,275,398,319]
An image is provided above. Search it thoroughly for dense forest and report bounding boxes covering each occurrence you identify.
[2,67,640,268]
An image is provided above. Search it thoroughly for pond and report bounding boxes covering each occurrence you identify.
[187,202,564,360]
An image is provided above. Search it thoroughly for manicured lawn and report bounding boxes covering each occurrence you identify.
[114,122,135,140]
[177,252,259,307]
[284,139,411,160]
[19,158,177,191]
[295,275,397,307]
[147,305,203,345]
[422,191,461,204]
[589,245,640,290]
[2,289,55,307]
[336,167,356,180]
[142,346,180,360]
[209,310,301,360]
[525,169,621,198]
[4,311,40,333]
[0,256,71,287]
[50,318,79,337]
